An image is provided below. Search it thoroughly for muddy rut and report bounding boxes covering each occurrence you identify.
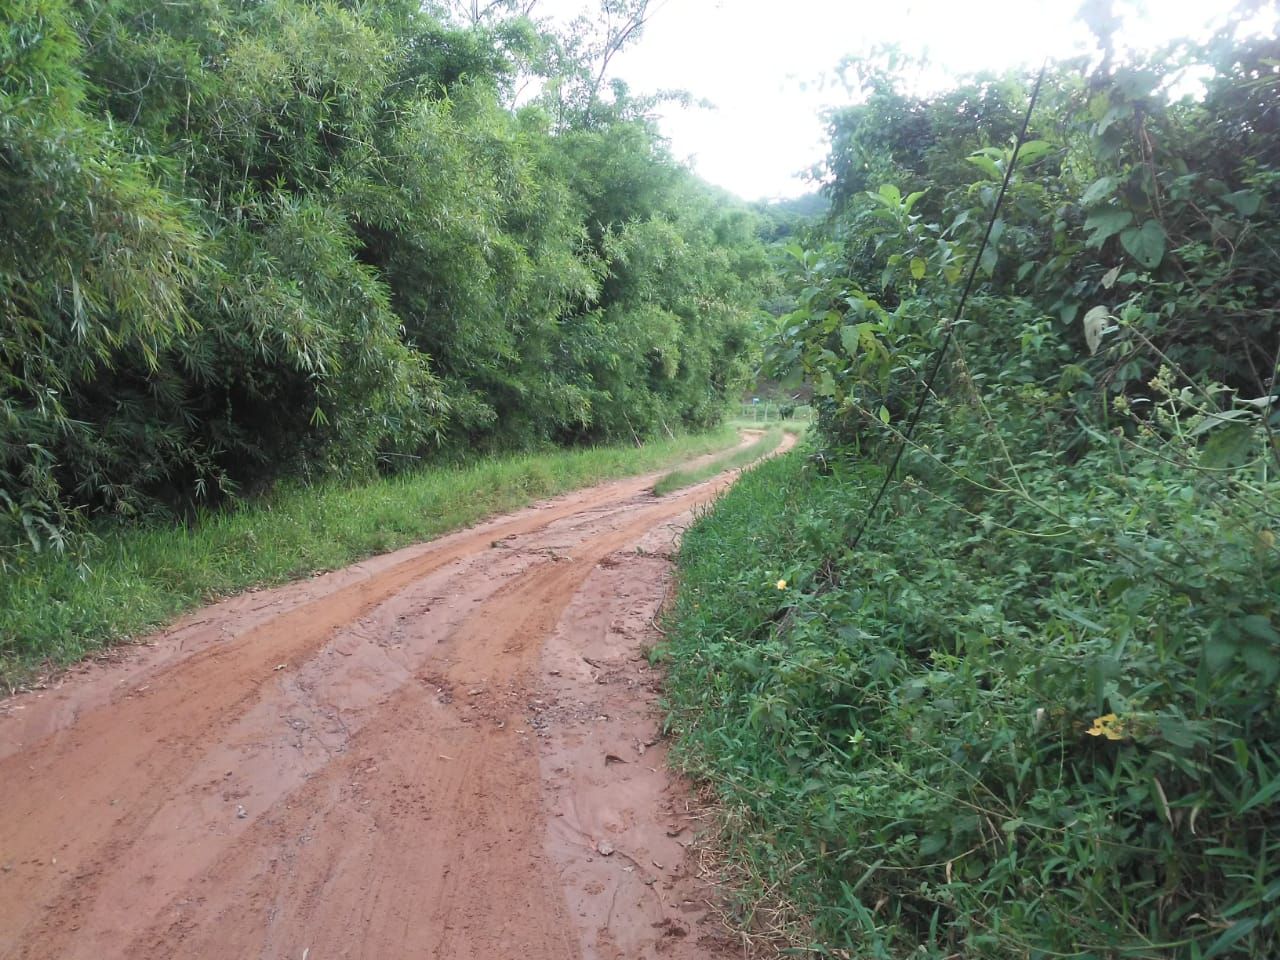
[0,433,794,960]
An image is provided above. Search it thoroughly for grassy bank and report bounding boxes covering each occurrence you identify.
[1,427,738,685]
[661,446,1279,957]
[652,424,795,496]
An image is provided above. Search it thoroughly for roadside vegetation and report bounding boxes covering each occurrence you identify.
[652,424,796,496]
[0,427,739,684]
[1,0,777,678]
[665,8,1279,959]
[1,0,769,569]
[6,0,1278,953]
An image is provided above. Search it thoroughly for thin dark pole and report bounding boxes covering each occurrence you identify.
[843,63,1048,555]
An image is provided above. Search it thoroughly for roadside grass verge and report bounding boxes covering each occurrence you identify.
[657,452,820,945]
[0,427,739,686]
[661,435,1280,957]
[652,424,799,497]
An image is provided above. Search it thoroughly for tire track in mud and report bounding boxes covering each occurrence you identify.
[0,432,794,959]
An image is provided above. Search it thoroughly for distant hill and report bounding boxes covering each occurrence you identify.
[753,191,830,241]
[763,192,830,218]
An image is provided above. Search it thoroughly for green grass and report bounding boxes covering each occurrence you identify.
[652,424,799,497]
[662,428,1280,956]
[735,401,814,423]
[0,427,740,686]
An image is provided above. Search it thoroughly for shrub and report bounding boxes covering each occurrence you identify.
[665,438,1279,957]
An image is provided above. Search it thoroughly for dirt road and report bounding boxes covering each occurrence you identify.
[0,433,793,960]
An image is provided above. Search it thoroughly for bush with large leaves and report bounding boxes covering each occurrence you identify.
[677,11,1280,958]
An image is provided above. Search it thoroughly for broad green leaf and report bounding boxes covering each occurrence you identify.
[910,257,926,280]
[1223,190,1261,217]
[877,183,901,205]
[967,154,1001,180]
[1241,614,1280,644]
[1241,772,1280,813]
[1203,917,1259,959]
[1084,209,1133,247]
[1204,634,1238,672]
[1016,140,1052,164]
[1096,101,1134,135]
[839,325,861,358]
[980,245,998,277]
[1157,716,1205,750]
[1200,422,1255,468]
[1120,219,1167,268]
[1188,408,1258,437]
[903,189,928,214]
[918,834,947,857]
[1242,644,1280,684]
[1082,176,1117,205]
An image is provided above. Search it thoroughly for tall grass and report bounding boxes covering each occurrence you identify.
[663,434,1280,957]
[0,428,738,685]
[652,425,796,496]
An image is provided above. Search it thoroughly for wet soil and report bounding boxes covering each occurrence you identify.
[0,433,794,959]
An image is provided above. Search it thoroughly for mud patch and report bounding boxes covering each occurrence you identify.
[0,432,796,959]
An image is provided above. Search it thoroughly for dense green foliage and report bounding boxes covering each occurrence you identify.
[1,0,766,563]
[666,8,1279,958]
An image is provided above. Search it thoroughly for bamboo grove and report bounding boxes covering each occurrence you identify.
[1,0,769,558]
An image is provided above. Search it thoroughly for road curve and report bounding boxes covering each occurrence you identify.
[0,432,795,960]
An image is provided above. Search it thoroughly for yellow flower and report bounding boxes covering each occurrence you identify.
[776,579,788,590]
[1086,713,1125,740]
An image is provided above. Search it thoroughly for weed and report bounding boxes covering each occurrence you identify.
[663,446,1280,958]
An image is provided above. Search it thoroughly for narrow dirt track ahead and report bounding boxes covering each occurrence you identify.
[0,433,794,960]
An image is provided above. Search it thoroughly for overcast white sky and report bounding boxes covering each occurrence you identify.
[535,0,1274,200]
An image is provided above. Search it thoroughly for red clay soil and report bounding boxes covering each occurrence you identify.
[0,432,795,960]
